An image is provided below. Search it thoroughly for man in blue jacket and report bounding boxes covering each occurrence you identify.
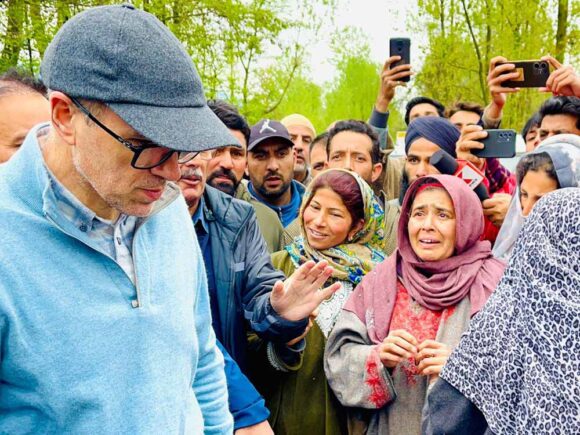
[0,5,239,433]
[178,145,339,433]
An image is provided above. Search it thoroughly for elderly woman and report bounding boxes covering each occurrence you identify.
[493,134,580,260]
[324,174,506,435]
[425,188,580,434]
[252,168,385,435]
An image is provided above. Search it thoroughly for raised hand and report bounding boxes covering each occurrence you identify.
[456,124,487,170]
[541,55,580,97]
[270,260,340,322]
[375,56,413,112]
[487,56,521,110]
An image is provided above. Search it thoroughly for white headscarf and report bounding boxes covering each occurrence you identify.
[493,134,580,260]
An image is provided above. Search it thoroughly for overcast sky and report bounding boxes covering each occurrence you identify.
[304,0,424,85]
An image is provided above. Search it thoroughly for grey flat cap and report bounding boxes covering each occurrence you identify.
[41,4,237,152]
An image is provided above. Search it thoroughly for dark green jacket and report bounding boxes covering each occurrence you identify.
[235,182,284,253]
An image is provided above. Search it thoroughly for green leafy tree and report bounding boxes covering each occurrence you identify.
[413,0,577,130]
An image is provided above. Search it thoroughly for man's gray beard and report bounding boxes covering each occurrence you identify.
[294,162,306,174]
[72,151,144,217]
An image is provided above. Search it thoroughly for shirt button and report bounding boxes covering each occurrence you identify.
[79,224,87,232]
[116,236,122,245]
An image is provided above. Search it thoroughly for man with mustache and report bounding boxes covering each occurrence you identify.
[247,119,305,228]
[205,100,284,252]
[178,142,339,434]
[281,114,316,185]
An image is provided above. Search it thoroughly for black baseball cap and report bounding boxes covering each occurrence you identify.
[248,119,294,151]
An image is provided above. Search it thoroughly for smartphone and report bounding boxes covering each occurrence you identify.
[389,38,411,82]
[497,60,550,88]
[472,129,517,159]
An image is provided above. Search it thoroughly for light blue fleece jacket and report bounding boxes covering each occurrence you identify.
[0,125,233,434]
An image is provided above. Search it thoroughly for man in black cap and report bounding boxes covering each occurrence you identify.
[0,5,337,434]
[246,119,306,227]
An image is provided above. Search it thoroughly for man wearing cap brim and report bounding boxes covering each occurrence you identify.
[247,119,306,227]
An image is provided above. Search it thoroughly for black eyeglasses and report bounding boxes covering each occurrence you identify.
[70,97,198,169]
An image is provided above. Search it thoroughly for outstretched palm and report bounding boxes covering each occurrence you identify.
[270,260,341,322]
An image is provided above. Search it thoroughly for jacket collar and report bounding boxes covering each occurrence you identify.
[8,124,179,239]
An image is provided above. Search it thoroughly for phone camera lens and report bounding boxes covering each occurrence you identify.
[534,62,539,68]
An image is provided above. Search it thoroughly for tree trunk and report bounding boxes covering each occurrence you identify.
[555,0,568,62]
[460,0,487,102]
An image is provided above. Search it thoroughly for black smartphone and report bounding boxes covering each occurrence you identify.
[472,129,517,159]
[497,60,550,88]
[389,38,411,82]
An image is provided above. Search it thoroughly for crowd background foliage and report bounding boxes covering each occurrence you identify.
[0,0,577,136]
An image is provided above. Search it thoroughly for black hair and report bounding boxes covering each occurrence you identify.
[0,68,47,97]
[404,96,445,125]
[207,99,251,145]
[327,120,381,164]
[515,152,559,187]
[446,101,484,118]
[537,96,580,130]
[309,131,329,154]
[521,112,541,138]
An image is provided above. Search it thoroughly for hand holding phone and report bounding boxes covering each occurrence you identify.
[389,38,411,82]
[496,60,550,88]
[472,129,517,158]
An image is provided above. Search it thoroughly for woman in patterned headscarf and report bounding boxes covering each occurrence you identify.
[250,168,385,435]
[425,188,580,435]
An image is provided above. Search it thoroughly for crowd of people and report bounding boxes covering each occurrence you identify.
[0,4,578,435]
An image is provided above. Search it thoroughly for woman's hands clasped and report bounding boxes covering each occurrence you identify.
[378,329,452,381]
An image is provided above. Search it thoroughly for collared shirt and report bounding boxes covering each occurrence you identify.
[45,166,139,284]
[192,197,221,339]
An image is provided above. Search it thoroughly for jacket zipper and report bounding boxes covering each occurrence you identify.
[224,211,253,350]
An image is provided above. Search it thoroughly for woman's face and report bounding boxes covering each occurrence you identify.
[520,170,559,217]
[303,187,363,250]
[408,188,456,262]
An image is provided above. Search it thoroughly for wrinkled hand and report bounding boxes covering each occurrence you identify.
[415,340,452,382]
[541,55,580,97]
[487,56,521,111]
[378,329,418,369]
[286,309,318,346]
[235,420,274,435]
[375,56,413,112]
[270,260,340,322]
[483,193,512,227]
[456,124,487,170]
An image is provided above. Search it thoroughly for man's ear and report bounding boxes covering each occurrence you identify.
[49,91,77,146]
[371,162,383,183]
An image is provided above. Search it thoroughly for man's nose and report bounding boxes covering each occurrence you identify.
[152,152,181,182]
[219,152,234,170]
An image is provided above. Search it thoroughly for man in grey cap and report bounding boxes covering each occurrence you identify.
[0,4,337,434]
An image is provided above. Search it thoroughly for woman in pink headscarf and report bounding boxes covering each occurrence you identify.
[324,174,506,435]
